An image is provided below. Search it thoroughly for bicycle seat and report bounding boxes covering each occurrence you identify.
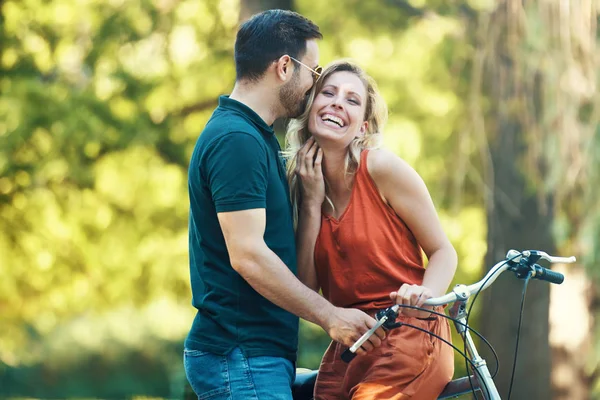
[292,368,317,400]
[438,375,481,399]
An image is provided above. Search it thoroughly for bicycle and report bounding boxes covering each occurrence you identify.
[291,249,576,400]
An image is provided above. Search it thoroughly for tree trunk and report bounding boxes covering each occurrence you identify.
[477,2,555,399]
[474,1,599,398]
[480,117,555,400]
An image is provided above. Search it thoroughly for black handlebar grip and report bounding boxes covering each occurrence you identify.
[534,265,565,284]
[341,349,357,363]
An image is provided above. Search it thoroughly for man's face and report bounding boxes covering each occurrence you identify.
[279,40,320,118]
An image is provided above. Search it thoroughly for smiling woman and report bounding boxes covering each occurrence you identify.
[285,60,387,224]
[284,60,458,400]
[309,71,368,141]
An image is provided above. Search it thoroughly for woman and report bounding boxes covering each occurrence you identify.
[285,60,457,400]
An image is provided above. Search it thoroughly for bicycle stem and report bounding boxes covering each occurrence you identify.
[448,299,500,400]
[455,316,501,400]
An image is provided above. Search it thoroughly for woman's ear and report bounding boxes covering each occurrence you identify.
[358,121,369,136]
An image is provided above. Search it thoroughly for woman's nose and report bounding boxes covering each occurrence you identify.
[331,95,344,109]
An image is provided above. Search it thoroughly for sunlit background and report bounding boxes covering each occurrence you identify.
[1,0,598,398]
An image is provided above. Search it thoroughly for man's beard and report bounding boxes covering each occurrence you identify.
[279,73,307,118]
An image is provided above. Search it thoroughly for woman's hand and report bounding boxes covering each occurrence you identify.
[390,284,434,319]
[296,137,325,209]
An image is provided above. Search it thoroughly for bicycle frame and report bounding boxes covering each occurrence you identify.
[438,287,500,399]
[341,249,575,400]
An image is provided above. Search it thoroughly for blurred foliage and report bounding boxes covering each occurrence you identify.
[1,0,597,398]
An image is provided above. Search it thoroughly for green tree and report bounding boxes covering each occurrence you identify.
[470,1,600,398]
[3,0,597,398]
[1,0,237,396]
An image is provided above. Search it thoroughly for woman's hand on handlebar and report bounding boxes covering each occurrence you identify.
[390,284,434,319]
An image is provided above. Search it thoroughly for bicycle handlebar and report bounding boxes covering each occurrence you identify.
[506,249,576,265]
[341,249,576,362]
[423,249,574,306]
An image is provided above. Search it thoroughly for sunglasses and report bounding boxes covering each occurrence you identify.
[289,56,323,81]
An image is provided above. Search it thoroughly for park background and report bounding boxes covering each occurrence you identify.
[1,0,598,398]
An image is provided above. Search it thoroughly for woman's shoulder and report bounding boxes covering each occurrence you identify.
[366,148,417,182]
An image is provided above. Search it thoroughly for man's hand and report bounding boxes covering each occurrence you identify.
[324,307,386,355]
[390,284,434,319]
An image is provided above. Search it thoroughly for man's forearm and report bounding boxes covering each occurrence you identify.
[232,243,334,329]
[231,240,385,351]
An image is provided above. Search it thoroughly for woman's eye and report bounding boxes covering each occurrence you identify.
[348,99,359,105]
[322,90,333,96]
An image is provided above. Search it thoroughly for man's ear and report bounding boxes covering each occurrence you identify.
[275,55,292,82]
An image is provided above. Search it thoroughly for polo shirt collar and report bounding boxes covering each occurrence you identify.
[218,95,274,136]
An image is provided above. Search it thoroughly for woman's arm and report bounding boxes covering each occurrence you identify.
[367,148,458,315]
[295,137,325,292]
[296,203,322,291]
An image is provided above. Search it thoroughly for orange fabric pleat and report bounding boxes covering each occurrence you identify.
[314,310,454,400]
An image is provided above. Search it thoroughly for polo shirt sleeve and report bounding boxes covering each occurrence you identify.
[202,132,269,213]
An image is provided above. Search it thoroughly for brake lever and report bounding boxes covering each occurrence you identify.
[342,305,401,361]
[376,305,403,329]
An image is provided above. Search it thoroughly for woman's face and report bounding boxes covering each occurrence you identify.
[307,71,368,148]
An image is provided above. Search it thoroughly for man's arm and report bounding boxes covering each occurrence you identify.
[218,208,385,351]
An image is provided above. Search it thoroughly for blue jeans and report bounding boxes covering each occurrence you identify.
[184,347,295,399]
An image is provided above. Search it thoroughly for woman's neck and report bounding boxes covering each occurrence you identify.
[322,148,353,197]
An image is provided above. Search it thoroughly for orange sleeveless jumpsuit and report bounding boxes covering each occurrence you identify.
[313,150,454,400]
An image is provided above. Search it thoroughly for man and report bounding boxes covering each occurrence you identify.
[184,10,383,399]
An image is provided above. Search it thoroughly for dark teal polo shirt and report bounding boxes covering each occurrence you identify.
[185,96,298,361]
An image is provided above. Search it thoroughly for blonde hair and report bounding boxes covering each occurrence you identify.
[284,60,388,227]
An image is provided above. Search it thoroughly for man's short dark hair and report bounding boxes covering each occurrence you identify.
[234,10,322,82]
